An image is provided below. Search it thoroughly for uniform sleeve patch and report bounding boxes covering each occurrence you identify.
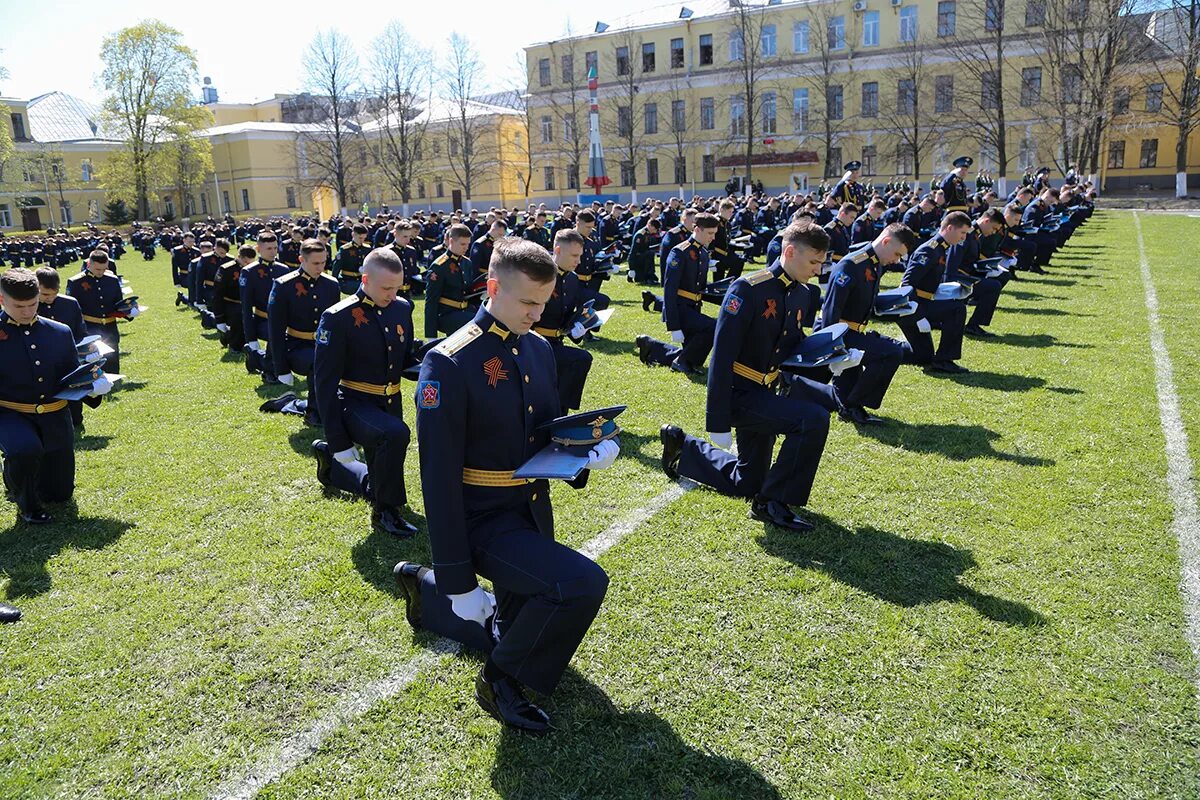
[316,325,331,345]
[835,272,852,287]
[724,294,743,315]
[417,380,440,409]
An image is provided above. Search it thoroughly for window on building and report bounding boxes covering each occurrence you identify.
[699,33,713,65]
[538,58,551,86]
[418,182,426,199]
[222,191,230,212]
[436,178,445,197]
[1062,65,1082,104]
[241,189,250,211]
[560,54,574,84]
[793,88,809,131]
[433,140,441,155]
[642,42,656,72]
[450,137,459,157]
[986,0,1003,30]
[935,75,954,112]
[1107,140,1126,169]
[618,105,632,137]
[646,158,659,185]
[762,91,777,134]
[1018,138,1036,170]
[898,79,916,114]
[671,37,685,68]
[563,114,576,142]
[10,113,25,141]
[828,147,842,178]
[938,0,957,35]
[286,187,297,208]
[621,160,634,185]
[1114,86,1131,115]
[730,29,744,61]
[568,164,579,190]
[900,6,919,41]
[862,82,879,117]
[81,160,93,182]
[200,193,208,214]
[61,203,72,225]
[672,99,686,131]
[896,143,914,177]
[862,145,877,176]
[1146,83,1165,112]
[1140,138,1158,168]
[674,156,687,184]
[616,46,630,76]
[730,95,746,136]
[645,102,658,134]
[761,24,777,56]
[1025,0,1045,26]
[541,116,553,143]
[703,154,716,183]
[981,71,1000,109]
[586,50,598,74]
[0,204,11,227]
[1067,0,1088,22]
[828,16,846,49]
[164,196,175,217]
[1021,67,1042,106]
[863,11,880,46]
[700,97,715,129]
[793,20,810,53]
[828,85,844,120]
[544,166,556,190]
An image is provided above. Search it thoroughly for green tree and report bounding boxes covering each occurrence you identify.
[158,105,214,218]
[99,20,200,220]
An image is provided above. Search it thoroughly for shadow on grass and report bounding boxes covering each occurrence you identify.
[491,668,782,798]
[997,306,1091,317]
[0,503,133,598]
[1020,277,1079,287]
[1004,290,1068,302]
[757,520,1045,627]
[857,421,1053,466]
[75,434,113,452]
[922,369,1047,393]
[351,520,430,599]
[987,332,1093,349]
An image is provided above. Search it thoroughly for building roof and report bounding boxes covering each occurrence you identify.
[202,120,324,137]
[359,96,520,133]
[24,91,121,143]
[527,0,793,46]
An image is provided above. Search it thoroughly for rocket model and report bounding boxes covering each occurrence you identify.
[584,66,611,194]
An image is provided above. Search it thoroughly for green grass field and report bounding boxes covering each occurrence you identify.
[1,210,1198,799]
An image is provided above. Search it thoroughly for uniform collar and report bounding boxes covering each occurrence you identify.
[0,311,35,327]
[931,234,947,249]
[768,260,795,287]
[356,289,376,307]
[260,259,275,267]
[863,245,879,264]
[473,307,515,341]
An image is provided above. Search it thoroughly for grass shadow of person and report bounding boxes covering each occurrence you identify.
[757,519,1045,628]
[857,421,1053,466]
[350,520,431,599]
[74,434,114,452]
[922,369,1047,393]
[986,332,1093,349]
[490,668,783,799]
[0,501,133,598]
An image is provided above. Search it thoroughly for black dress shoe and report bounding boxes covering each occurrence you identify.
[175,292,185,307]
[749,497,814,532]
[927,360,969,374]
[964,324,995,338]
[0,603,21,624]
[1030,265,1047,274]
[474,669,550,734]
[19,508,52,525]
[218,328,229,347]
[838,406,883,426]
[641,290,655,312]
[259,392,297,413]
[660,424,684,481]
[243,344,259,374]
[261,369,281,385]
[312,439,333,487]
[303,410,322,428]
[201,314,216,330]
[392,561,427,629]
[635,335,653,365]
[373,505,418,538]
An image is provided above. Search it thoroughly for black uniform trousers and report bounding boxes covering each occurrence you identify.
[832,329,906,410]
[546,337,592,413]
[679,380,832,507]
[224,303,247,351]
[84,322,119,375]
[577,281,611,311]
[325,397,410,508]
[896,299,966,363]
[281,344,320,423]
[245,318,270,374]
[644,306,715,369]
[0,408,75,514]
[436,307,476,336]
[413,506,609,695]
[711,252,744,283]
[967,277,1003,328]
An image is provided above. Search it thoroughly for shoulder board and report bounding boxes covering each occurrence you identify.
[277,269,301,283]
[474,235,490,244]
[318,272,339,284]
[328,294,361,314]
[432,254,449,266]
[221,259,238,268]
[850,250,871,263]
[433,322,483,356]
[672,240,692,251]
[744,269,774,286]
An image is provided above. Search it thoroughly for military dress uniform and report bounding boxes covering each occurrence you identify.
[331,241,369,294]
[674,263,834,507]
[711,216,742,283]
[240,258,289,372]
[211,257,246,350]
[278,238,302,268]
[0,313,83,517]
[38,294,89,425]
[574,238,611,311]
[312,289,415,508]
[895,235,967,366]
[410,308,608,696]
[823,219,852,263]
[851,212,879,246]
[171,243,199,294]
[424,251,475,338]
[830,177,866,208]
[817,246,907,412]
[642,237,715,371]
[66,271,124,374]
[521,224,551,251]
[469,233,497,279]
[386,242,422,301]
[533,267,593,413]
[267,268,341,403]
[946,224,1005,331]
[191,252,222,315]
[939,171,969,214]
[628,225,661,284]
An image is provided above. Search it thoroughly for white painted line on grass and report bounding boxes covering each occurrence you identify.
[1133,211,1200,690]
[210,478,694,800]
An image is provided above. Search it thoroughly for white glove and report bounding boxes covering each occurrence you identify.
[89,376,113,396]
[709,431,733,450]
[278,372,295,386]
[216,323,230,333]
[253,342,267,355]
[333,447,358,464]
[127,306,141,318]
[586,438,620,470]
[84,350,103,363]
[670,330,685,343]
[196,303,207,312]
[448,586,494,626]
[569,322,586,339]
[916,317,932,333]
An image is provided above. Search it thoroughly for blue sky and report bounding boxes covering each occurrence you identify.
[0,0,665,103]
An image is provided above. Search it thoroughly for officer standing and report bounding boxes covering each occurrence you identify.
[938,156,973,215]
[895,212,972,374]
[395,237,619,733]
[67,250,137,375]
[532,229,593,413]
[311,249,419,537]
[817,223,917,425]
[830,161,866,207]
[659,221,835,532]
[423,224,475,338]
